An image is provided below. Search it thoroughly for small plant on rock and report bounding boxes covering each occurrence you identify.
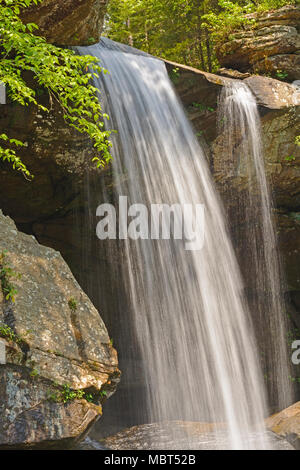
[47,382,108,405]
[99,389,107,398]
[0,323,23,344]
[68,297,78,312]
[29,368,39,378]
[0,251,21,302]
[275,69,288,80]
[285,155,296,162]
[47,384,85,403]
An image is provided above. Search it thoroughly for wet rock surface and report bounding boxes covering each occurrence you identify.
[0,211,119,448]
[89,421,294,450]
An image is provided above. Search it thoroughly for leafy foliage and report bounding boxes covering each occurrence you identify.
[0,0,112,176]
[0,323,23,343]
[0,133,30,177]
[105,0,297,72]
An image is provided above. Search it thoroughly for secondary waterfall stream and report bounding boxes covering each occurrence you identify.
[217,82,292,411]
[76,39,290,449]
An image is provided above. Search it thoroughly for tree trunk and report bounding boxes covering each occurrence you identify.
[205,28,212,72]
[127,18,134,47]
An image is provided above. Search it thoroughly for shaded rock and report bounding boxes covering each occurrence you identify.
[164,59,231,145]
[217,5,300,80]
[290,291,300,331]
[0,91,96,226]
[20,0,109,46]
[0,73,113,274]
[0,210,120,448]
[277,212,300,292]
[260,106,300,210]
[266,401,300,449]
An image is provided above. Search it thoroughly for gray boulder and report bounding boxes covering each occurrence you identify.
[0,211,120,448]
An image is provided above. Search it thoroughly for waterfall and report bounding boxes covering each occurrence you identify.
[76,39,272,449]
[217,82,293,412]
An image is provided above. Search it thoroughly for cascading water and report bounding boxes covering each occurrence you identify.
[217,82,293,412]
[76,39,274,449]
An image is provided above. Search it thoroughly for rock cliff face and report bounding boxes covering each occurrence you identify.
[217,5,300,81]
[0,211,119,448]
[21,0,109,46]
